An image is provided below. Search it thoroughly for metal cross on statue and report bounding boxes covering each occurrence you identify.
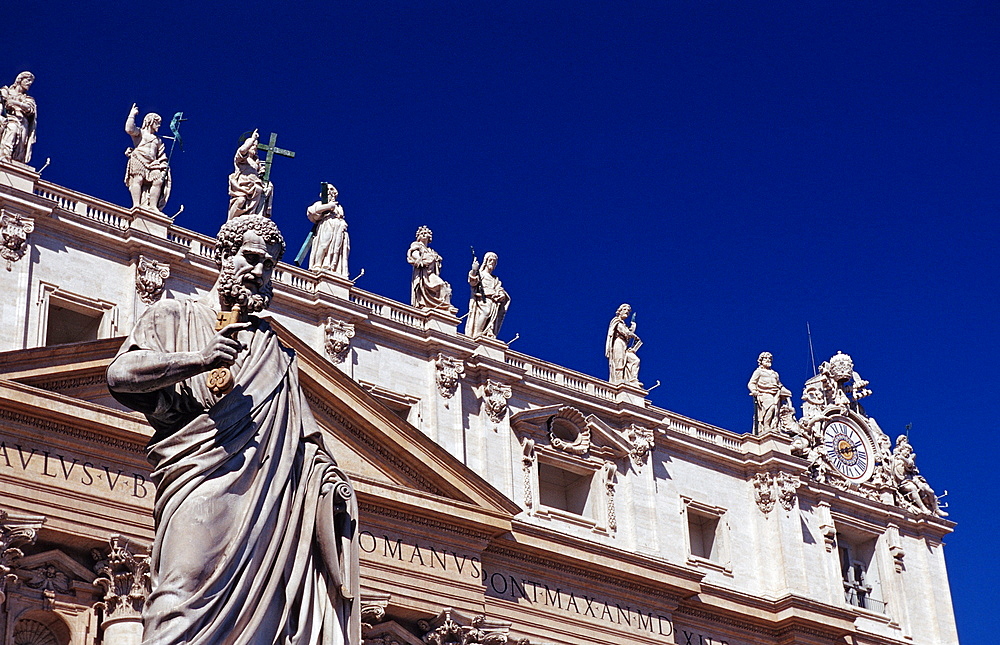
[256,132,295,184]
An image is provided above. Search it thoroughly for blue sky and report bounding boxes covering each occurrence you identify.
[7,1,997,638]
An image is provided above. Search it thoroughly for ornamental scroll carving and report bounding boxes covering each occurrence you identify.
[776,471,800,511]
[752,473,776,515]
[324,317,355,363]
[136,255,170,304]
[627,424,654,468]
[434,353,464,399]
[0,511,44,605]
[547,406,590,456]
[92,535,151,621]
[1,210,34,270]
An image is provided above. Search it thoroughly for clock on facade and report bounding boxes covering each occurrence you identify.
[822,417,876,482]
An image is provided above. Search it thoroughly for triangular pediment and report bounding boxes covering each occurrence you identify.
[0,325,519,535]
[16,549,95,586]
[271,319,519,521]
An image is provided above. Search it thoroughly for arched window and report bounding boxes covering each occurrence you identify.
[11,611,70,645]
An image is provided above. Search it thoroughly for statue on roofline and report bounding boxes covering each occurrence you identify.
[606,303,641,387]
[124,104,170,213]
[748,351,794,435]
[0,71,37,164]
[308,182,350,277]
[228,129,273,219]
[408,226,453,311]
[465,251,509,340]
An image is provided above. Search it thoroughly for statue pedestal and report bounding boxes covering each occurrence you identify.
[471,336,507,362]
[129,207,173,239]
[425,308,460,334]
[315,270,352,300]
[614,382,649,407]
[0,160,38,193]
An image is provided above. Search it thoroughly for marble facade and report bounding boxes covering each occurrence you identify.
[0,160,959,645]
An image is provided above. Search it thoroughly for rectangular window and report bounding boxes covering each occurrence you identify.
[688,511,720,561]
[45,303,103,345]
[538,462,594,518]
[837,532,886,613]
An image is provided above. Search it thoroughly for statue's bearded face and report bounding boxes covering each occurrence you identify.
[217,231,279,313]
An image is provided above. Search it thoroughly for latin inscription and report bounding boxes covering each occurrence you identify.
[359,530,735,644]
[0,435,152,500]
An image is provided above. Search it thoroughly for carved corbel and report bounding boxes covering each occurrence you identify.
[482,379,512,424]
[92,535,152,621]
[776,471,801,511]
[0,209,34,270]
[521,438,535,510]
[752,473,776,515]
[603,462,618,531]
[886,524,905,573]
[0,511,44,605]
[360,591,390,635]
[136,255,170,304]
[627,424,654,469]
[324,317,356,363]
[816,501,837,552]
[434,353,465,399]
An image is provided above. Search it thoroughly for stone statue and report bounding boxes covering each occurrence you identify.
[308,183,349,276]
[228,129,273,220]
[106,215,360,645]
[465,251,509,339]
[0,71,37,164]
[407,226,453,310]
[890,435,947,517]
[606,304,641,386]
[748,352,793,434]
[124,104,170,212]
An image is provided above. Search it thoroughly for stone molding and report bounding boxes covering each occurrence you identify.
[482,380,511,424]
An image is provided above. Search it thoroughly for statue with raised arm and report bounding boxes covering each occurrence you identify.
[0,71,37,164]
[106,215,360,645]
[228,129,273,220]
[606,304,641,386]
[465,251,509,339]
[748,352,794,434]
[407,226,453,311]
[124,104,170,212]
[308,183,349,277]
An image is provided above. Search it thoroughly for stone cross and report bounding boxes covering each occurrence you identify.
[256,132,295,184]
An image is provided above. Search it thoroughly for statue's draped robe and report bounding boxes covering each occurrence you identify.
[110,299,359,645]
[0,88,36,163]
[228,149,273,219]
[407,242,451,309]
[605,317,639,386]
[308,203,349,277]
[465,269,508,339]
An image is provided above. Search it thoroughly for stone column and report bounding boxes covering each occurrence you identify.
[92,535,151,645]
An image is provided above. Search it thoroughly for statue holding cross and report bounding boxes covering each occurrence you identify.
[227,130,295,220]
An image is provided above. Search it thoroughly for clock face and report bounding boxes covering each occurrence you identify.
[822,418,875,482]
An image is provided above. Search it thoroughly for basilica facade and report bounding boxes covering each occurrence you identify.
[0,155,957,645]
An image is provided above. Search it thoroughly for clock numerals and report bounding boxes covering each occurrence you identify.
[823,419,872,481]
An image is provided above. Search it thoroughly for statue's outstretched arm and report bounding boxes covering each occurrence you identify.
[107,321,251,394]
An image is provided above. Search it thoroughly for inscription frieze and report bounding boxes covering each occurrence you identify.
[0,433,152,500]
[359,530,739,644]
